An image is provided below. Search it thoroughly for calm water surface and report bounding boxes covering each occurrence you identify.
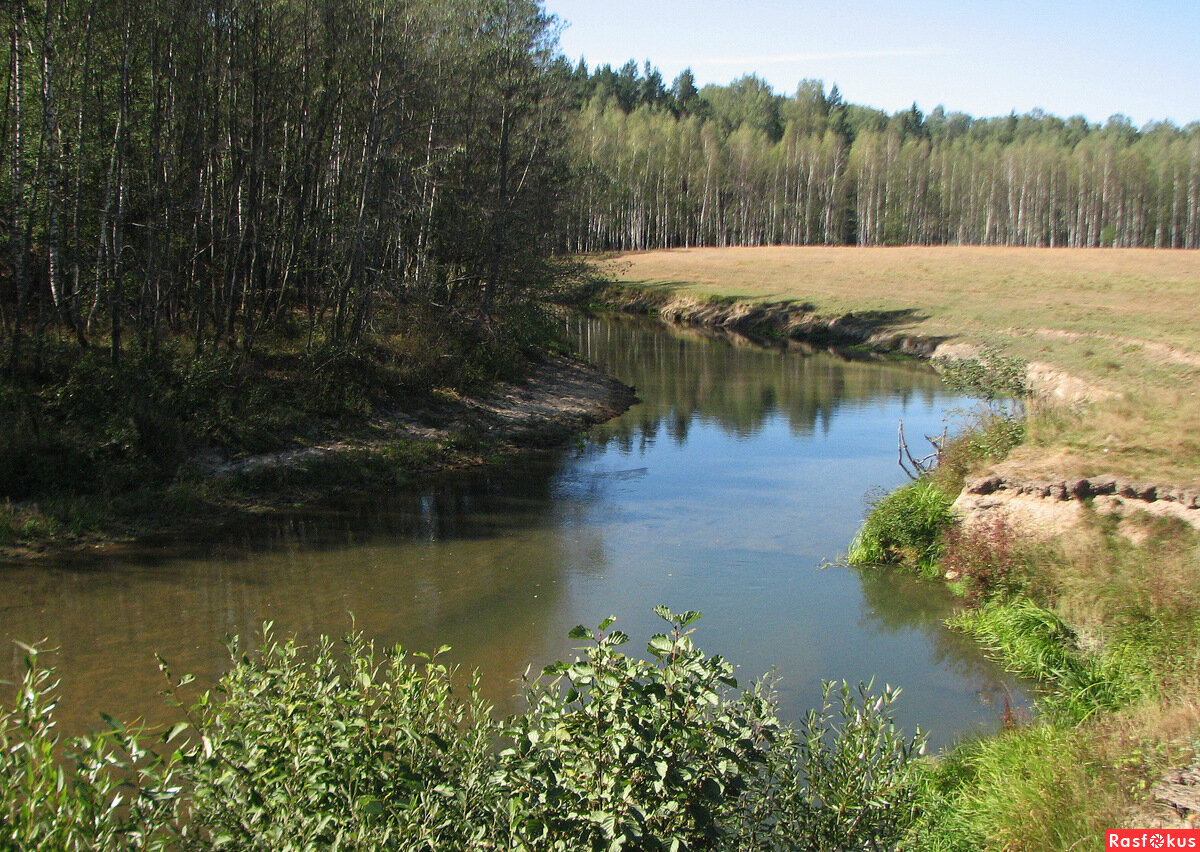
[1,315,1027,748]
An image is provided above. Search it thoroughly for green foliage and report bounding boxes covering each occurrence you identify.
[780,680,926,852]
[948,599,1145,723]
[501,607,783,850]
[2,612,930,851]
[847,479,956,575]
[177,627,502,851]
[934,348,1031,408]
[932,409,1026,493]
[909,723,1106,852]
[0,645,183,852]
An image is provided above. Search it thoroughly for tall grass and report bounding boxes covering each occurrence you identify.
[910,723,1123,852]
[847,479,956,576]
[949,599,1146,723]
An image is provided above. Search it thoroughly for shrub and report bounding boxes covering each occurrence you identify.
[501,607,787,850]
[847,479,956,575]
[934,348,1030,412]
[779,680,926,852]
[3,612,929,851]
[939,517,1026,602]
[175,627,503,851]
[932,409,1026,493]
[0,644,183,852]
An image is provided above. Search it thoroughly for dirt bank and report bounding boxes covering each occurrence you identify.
[955,472,1200,536]
[599,285,1108,401]
[3,355,637,561]
[597,284,1191,534]
[207,354,637,478]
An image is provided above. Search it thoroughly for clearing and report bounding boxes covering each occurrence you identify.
[594,246,1200,489]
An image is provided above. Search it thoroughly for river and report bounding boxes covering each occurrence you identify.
[0,314,1027,749]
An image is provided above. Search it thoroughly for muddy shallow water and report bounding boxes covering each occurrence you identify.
[1,314,1028,749]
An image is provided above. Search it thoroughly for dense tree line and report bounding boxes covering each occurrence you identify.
[558,63,1200,251]
[0,0,567,373]
[6,16,1197,375]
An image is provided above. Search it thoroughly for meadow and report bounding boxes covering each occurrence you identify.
[597,246,1200,487]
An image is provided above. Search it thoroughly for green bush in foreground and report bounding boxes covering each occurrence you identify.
[0,644,183,852]
[2,610,928,851]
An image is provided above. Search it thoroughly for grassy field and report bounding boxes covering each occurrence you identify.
[596,246,1200,487]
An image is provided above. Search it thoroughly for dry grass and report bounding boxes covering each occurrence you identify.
[596,246,1200,486]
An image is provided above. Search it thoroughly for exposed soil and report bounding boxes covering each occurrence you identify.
[601,287,1111,401]
[3,355,637,561]
[954,472,1200,537]
[597,285,1193,536]
[206,354,637,478]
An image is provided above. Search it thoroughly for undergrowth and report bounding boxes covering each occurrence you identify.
[0,300,560,549]
[1,609,928,851]
[912,519,1200,850]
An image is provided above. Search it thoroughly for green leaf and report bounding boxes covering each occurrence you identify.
[647,635,673,658]
[568,625,591,640]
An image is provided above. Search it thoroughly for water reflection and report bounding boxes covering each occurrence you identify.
[2,314,1026,750]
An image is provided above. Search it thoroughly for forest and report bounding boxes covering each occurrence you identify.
[557,61,1200,252]
[2,0,1199,503]
[0,0,573,502]
[5,4,1200,376]
[0,0,566,373]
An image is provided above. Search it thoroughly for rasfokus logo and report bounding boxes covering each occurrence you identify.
[1106,830,1200,849]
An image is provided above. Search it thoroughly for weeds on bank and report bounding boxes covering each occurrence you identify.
[949,598,1146,724]
[0,300,562,551]
[912,520,1200,851]
[849,344,1200,849]
[847,479,956,576]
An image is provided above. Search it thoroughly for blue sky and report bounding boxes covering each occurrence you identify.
[541,0,1200,127]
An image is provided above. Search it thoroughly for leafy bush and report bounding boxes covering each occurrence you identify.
[847,479,956,575]
[774,680,926,852]
[175,627,502,851]
[3,611,929,851]
[934,348,1030,411]
[932,409,1026,493]
[502,607,785,850]
[0,644,183,852]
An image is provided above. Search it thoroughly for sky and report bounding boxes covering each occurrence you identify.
[541,0,1200,127]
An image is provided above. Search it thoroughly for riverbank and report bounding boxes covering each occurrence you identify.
[589,246,1200,515]
[586,245,1200,845]
[1,353,636,561]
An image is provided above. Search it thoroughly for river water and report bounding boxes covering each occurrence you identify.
[1,314,1026,749]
